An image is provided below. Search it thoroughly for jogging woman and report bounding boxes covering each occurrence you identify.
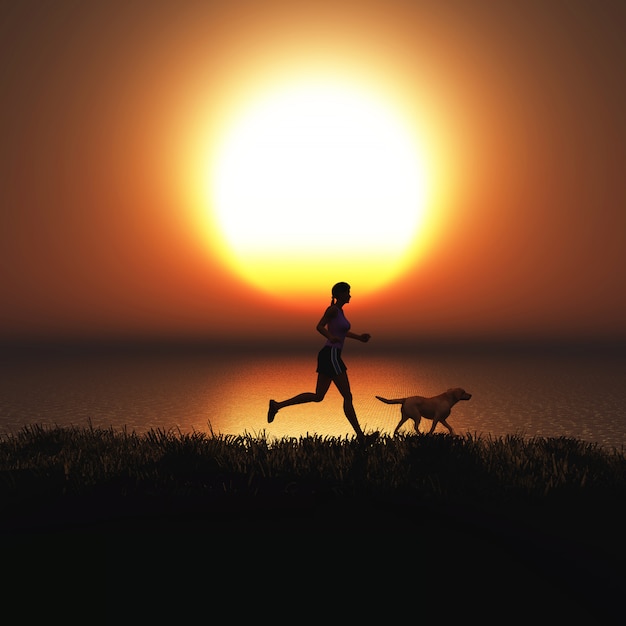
[267,281,378,444]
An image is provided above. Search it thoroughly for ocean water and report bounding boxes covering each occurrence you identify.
[1,347,625,451]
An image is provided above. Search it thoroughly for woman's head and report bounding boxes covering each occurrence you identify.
[331,282,351,304]
[332,282,350,297]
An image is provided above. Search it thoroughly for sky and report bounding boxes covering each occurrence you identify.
[2,0,625,350]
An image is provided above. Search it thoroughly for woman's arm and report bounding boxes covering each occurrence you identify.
[316,306,339,342]
[346,331,371,343]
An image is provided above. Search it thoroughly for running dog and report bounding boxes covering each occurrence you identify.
[376,388,472,436]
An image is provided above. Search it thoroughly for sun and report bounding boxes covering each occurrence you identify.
[206,78,430,300]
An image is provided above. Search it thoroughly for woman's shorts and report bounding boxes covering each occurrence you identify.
[316,346,347,377]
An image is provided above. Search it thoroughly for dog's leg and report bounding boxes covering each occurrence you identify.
[412,417,422,434]
[426,419,438,435]
[393,415,409,435]
[440,418,455,436]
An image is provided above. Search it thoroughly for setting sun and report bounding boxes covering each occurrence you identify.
[206,78,431,300]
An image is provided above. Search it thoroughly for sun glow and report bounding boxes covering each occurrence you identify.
[206,78,432,300]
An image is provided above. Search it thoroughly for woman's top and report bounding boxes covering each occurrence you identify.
[324,307,351,349]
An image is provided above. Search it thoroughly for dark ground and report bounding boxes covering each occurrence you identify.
[3,490,625,623]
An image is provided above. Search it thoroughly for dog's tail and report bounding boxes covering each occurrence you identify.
[375,395,405,405]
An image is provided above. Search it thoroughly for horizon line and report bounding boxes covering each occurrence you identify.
[1,335,624,357]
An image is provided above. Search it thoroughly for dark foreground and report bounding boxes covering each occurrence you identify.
[1,426,624,622]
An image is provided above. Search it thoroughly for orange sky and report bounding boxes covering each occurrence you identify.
[1,1,625,349]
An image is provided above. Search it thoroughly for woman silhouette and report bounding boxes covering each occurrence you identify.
[267,282,379,444]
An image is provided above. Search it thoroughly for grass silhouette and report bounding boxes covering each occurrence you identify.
[1,424,624,528]
[2,424,624,620]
